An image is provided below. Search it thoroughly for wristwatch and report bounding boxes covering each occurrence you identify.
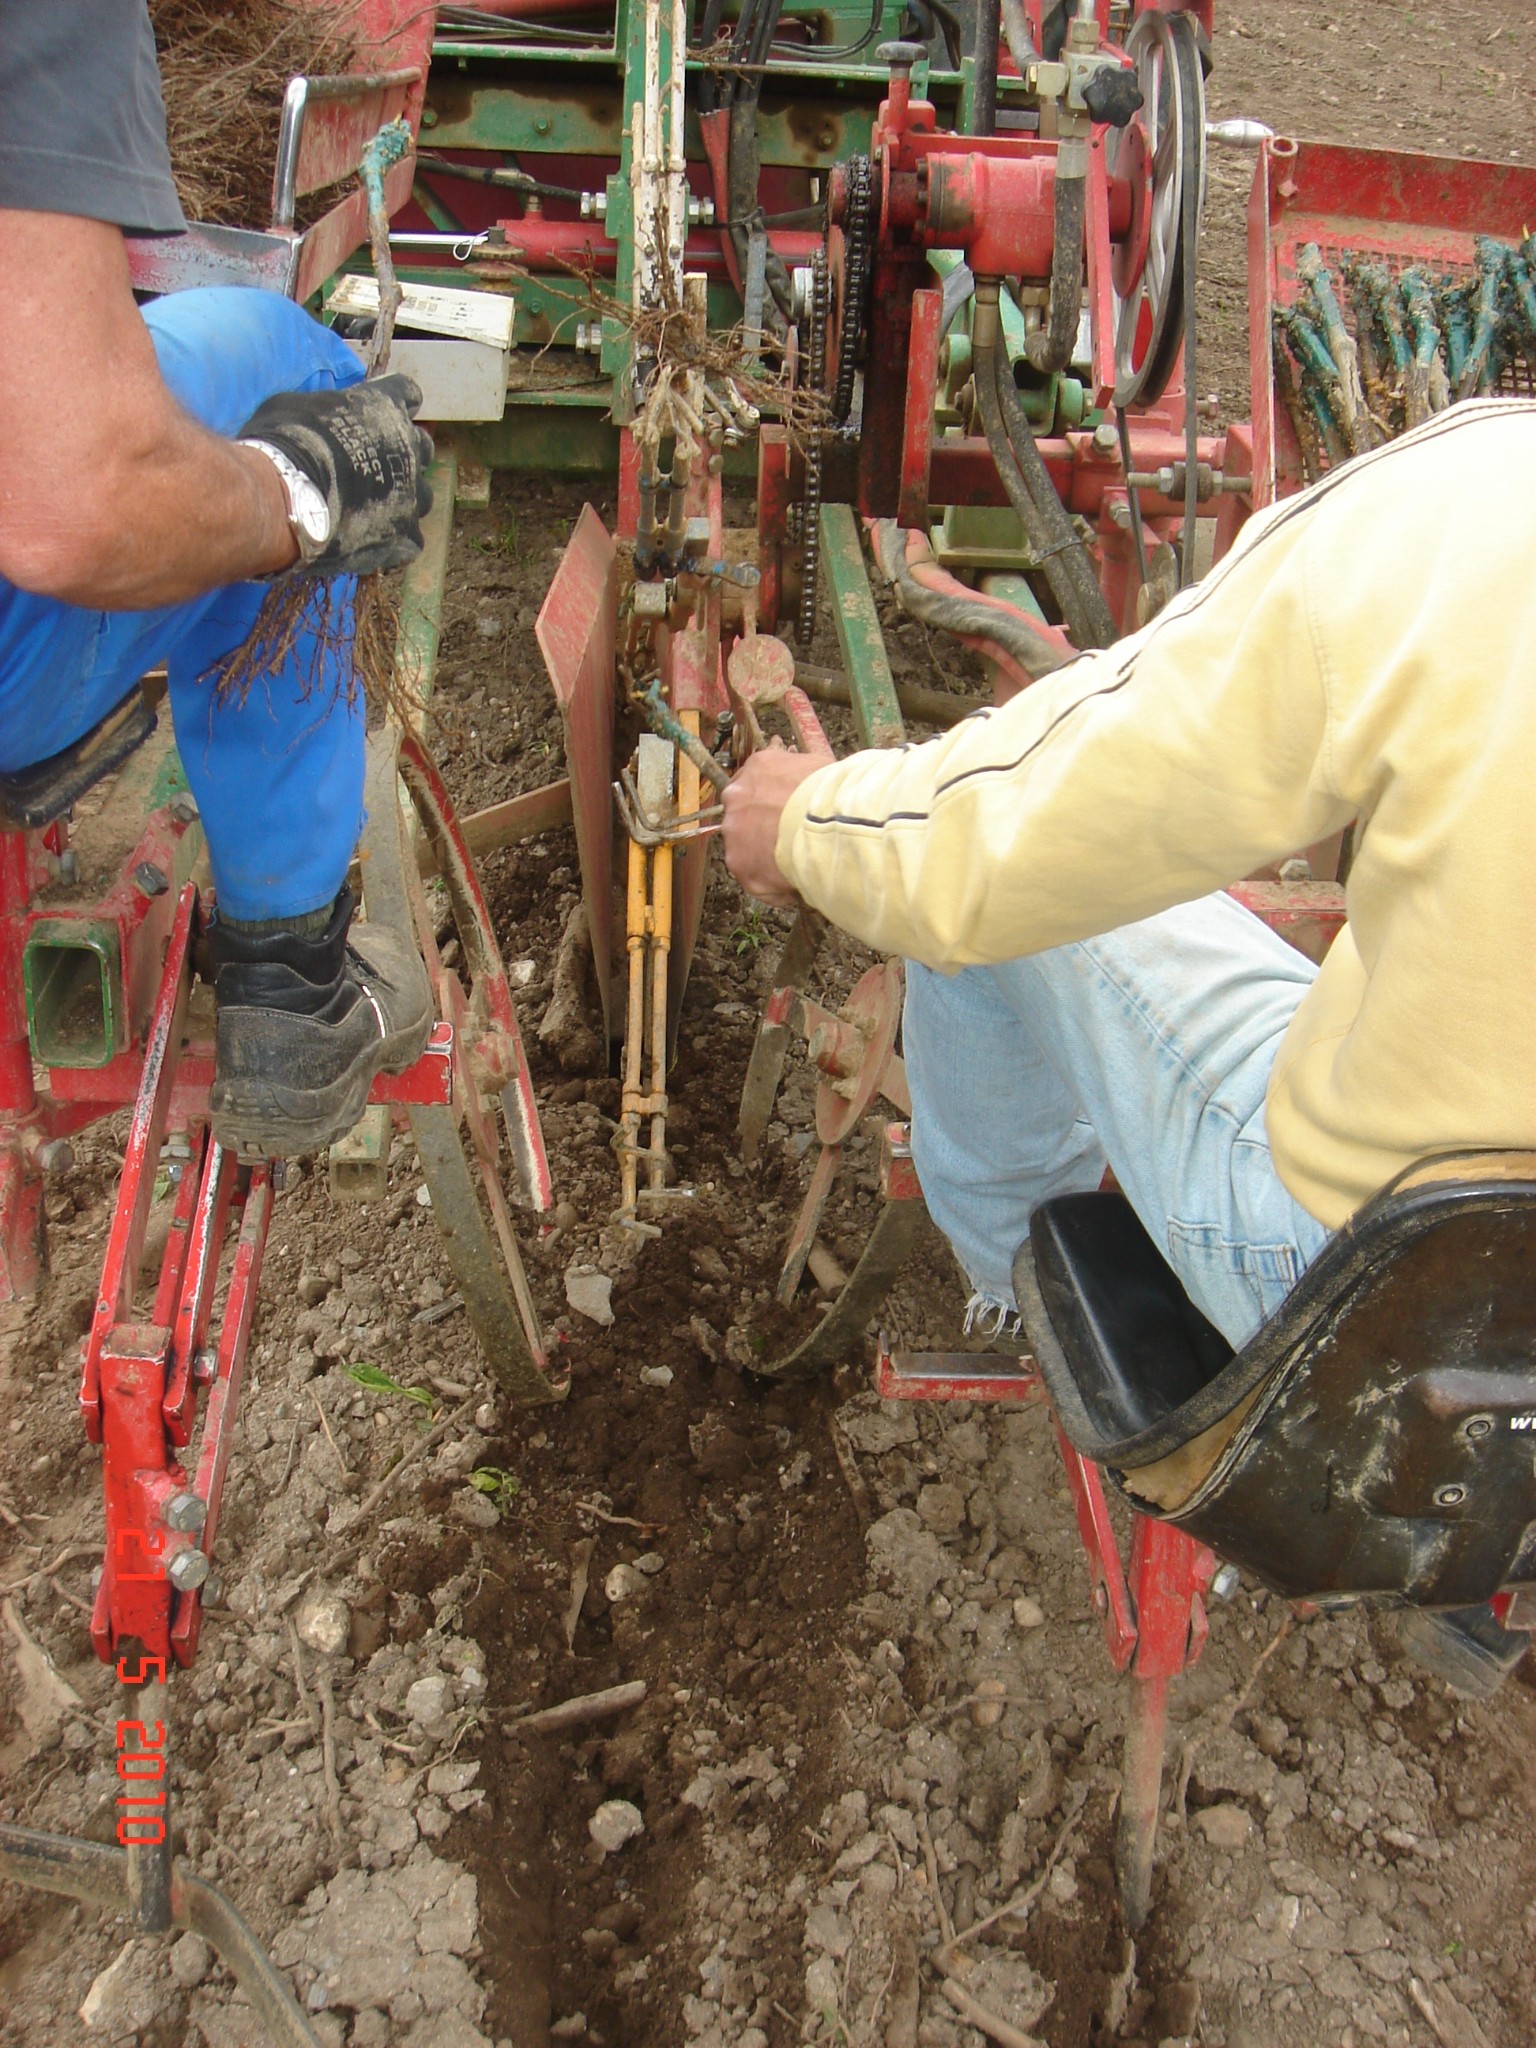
[239,438,333,565]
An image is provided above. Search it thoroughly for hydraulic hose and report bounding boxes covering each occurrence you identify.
[872,520,1075,689]
[998,0,1039,69]
[970,0,1001,136]
[971,284,1117,647]
[1024,138,1086,374]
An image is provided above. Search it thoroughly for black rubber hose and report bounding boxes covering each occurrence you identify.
[1025,144,1085,374]
[994,338,1116,643]
[970,0,1000,135]
[972,293,1116,646]
[872,522,1073,681]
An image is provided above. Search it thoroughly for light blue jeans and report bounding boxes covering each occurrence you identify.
[902,892,1333,1350]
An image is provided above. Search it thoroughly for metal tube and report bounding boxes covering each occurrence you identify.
[647,842,672,1192]
[619,837,648,1216]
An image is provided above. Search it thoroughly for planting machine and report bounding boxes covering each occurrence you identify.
[7,0,1536,2020]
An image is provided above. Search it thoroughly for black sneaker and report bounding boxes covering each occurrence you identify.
[1396,1603,1531,1700]
[209,888,432,1158]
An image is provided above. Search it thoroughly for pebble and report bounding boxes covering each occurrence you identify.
[1012,1595,1045,1629]
[453,1489,501,1531]
[589,1799,645,1853]
[969,1678,1007,1729]
[405,1674,455,1725]
[168,1932,212,1990]
[79,1940,165,2036]
[564,1263,615,1327]
[604,1562,646,1603]
[640,1365,675,1387]
[1196,1803,1254,1850]
[295,1587,351,1658]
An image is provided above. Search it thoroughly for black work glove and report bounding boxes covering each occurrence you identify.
[238,374,434,577]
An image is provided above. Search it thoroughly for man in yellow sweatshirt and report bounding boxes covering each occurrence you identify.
[722,399,1536,1692]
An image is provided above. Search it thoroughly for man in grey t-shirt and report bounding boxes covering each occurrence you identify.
[0,2,438,1160]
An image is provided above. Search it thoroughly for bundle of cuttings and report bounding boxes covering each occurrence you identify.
[1273,234,1536,481]
[150,0,360,226]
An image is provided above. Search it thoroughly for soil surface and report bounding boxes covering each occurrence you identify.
[5,8,1536,2048]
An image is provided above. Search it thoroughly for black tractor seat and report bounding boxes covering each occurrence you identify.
[1015,1153,1536,1609]
[0,690,158,831]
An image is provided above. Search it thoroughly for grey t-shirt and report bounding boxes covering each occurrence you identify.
[0,0,185,233]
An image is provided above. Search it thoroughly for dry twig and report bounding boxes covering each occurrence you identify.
[506,1680,647,1737]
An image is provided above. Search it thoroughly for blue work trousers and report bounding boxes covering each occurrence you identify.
[0,287,365,922]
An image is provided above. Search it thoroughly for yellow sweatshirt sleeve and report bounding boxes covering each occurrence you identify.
[774,503,1354,968]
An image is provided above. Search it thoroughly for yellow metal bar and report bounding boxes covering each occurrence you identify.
[619,835,649,1215]
[647,842,673,1192]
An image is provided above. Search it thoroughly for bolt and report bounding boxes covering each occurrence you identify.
[534,115,551,136]
[1464,1414,1494,1441]
[191,1346,218,1384]
[1433,1483,1467,1508]
[164,1491,207,1534]
[1092,421,1119,456]
[420,106,439,129]
[1210,1563,1241,1602]
[169,792,199,824]
[167,1547,210,1592]
[876,39,926,73]
[58,849,79,885]
[134,861,169,898]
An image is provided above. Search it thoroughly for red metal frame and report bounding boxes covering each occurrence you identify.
[1249,138,1536,505]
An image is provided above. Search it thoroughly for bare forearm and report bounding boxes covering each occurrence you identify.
[19,419,299,608]
[0,210,299,608]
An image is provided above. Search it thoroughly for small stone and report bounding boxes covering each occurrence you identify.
[427,1761,481,1797]
[453,1489,501,1531]
[351,2014,391,2048]
[550,2019,588,2042]
[1195,1803,1253,1850]
[1012,1595,1045,1629]
[633,1552,666,1575]
[804,1903,854,1957]
[640,1365,675,1387]
[169,1932,212,1990]
[415,1183,433,1207]
[589,1799,644,1853]
[79,1940,167,2035]
[295,1586,351,1658]
[298,1270,334,1307]
[604,1562,646,1603]
[564,1263,614,1327]
[416,1796,452,1841]
[405,1674,455,1725]
[969,1678,1007,1729]
[476,611,502,638]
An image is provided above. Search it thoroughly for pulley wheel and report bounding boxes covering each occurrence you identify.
[1107,10,1206,408]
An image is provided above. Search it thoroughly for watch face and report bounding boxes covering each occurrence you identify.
[291,475,332,550]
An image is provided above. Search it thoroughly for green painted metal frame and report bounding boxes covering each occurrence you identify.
[819,503,905,750]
